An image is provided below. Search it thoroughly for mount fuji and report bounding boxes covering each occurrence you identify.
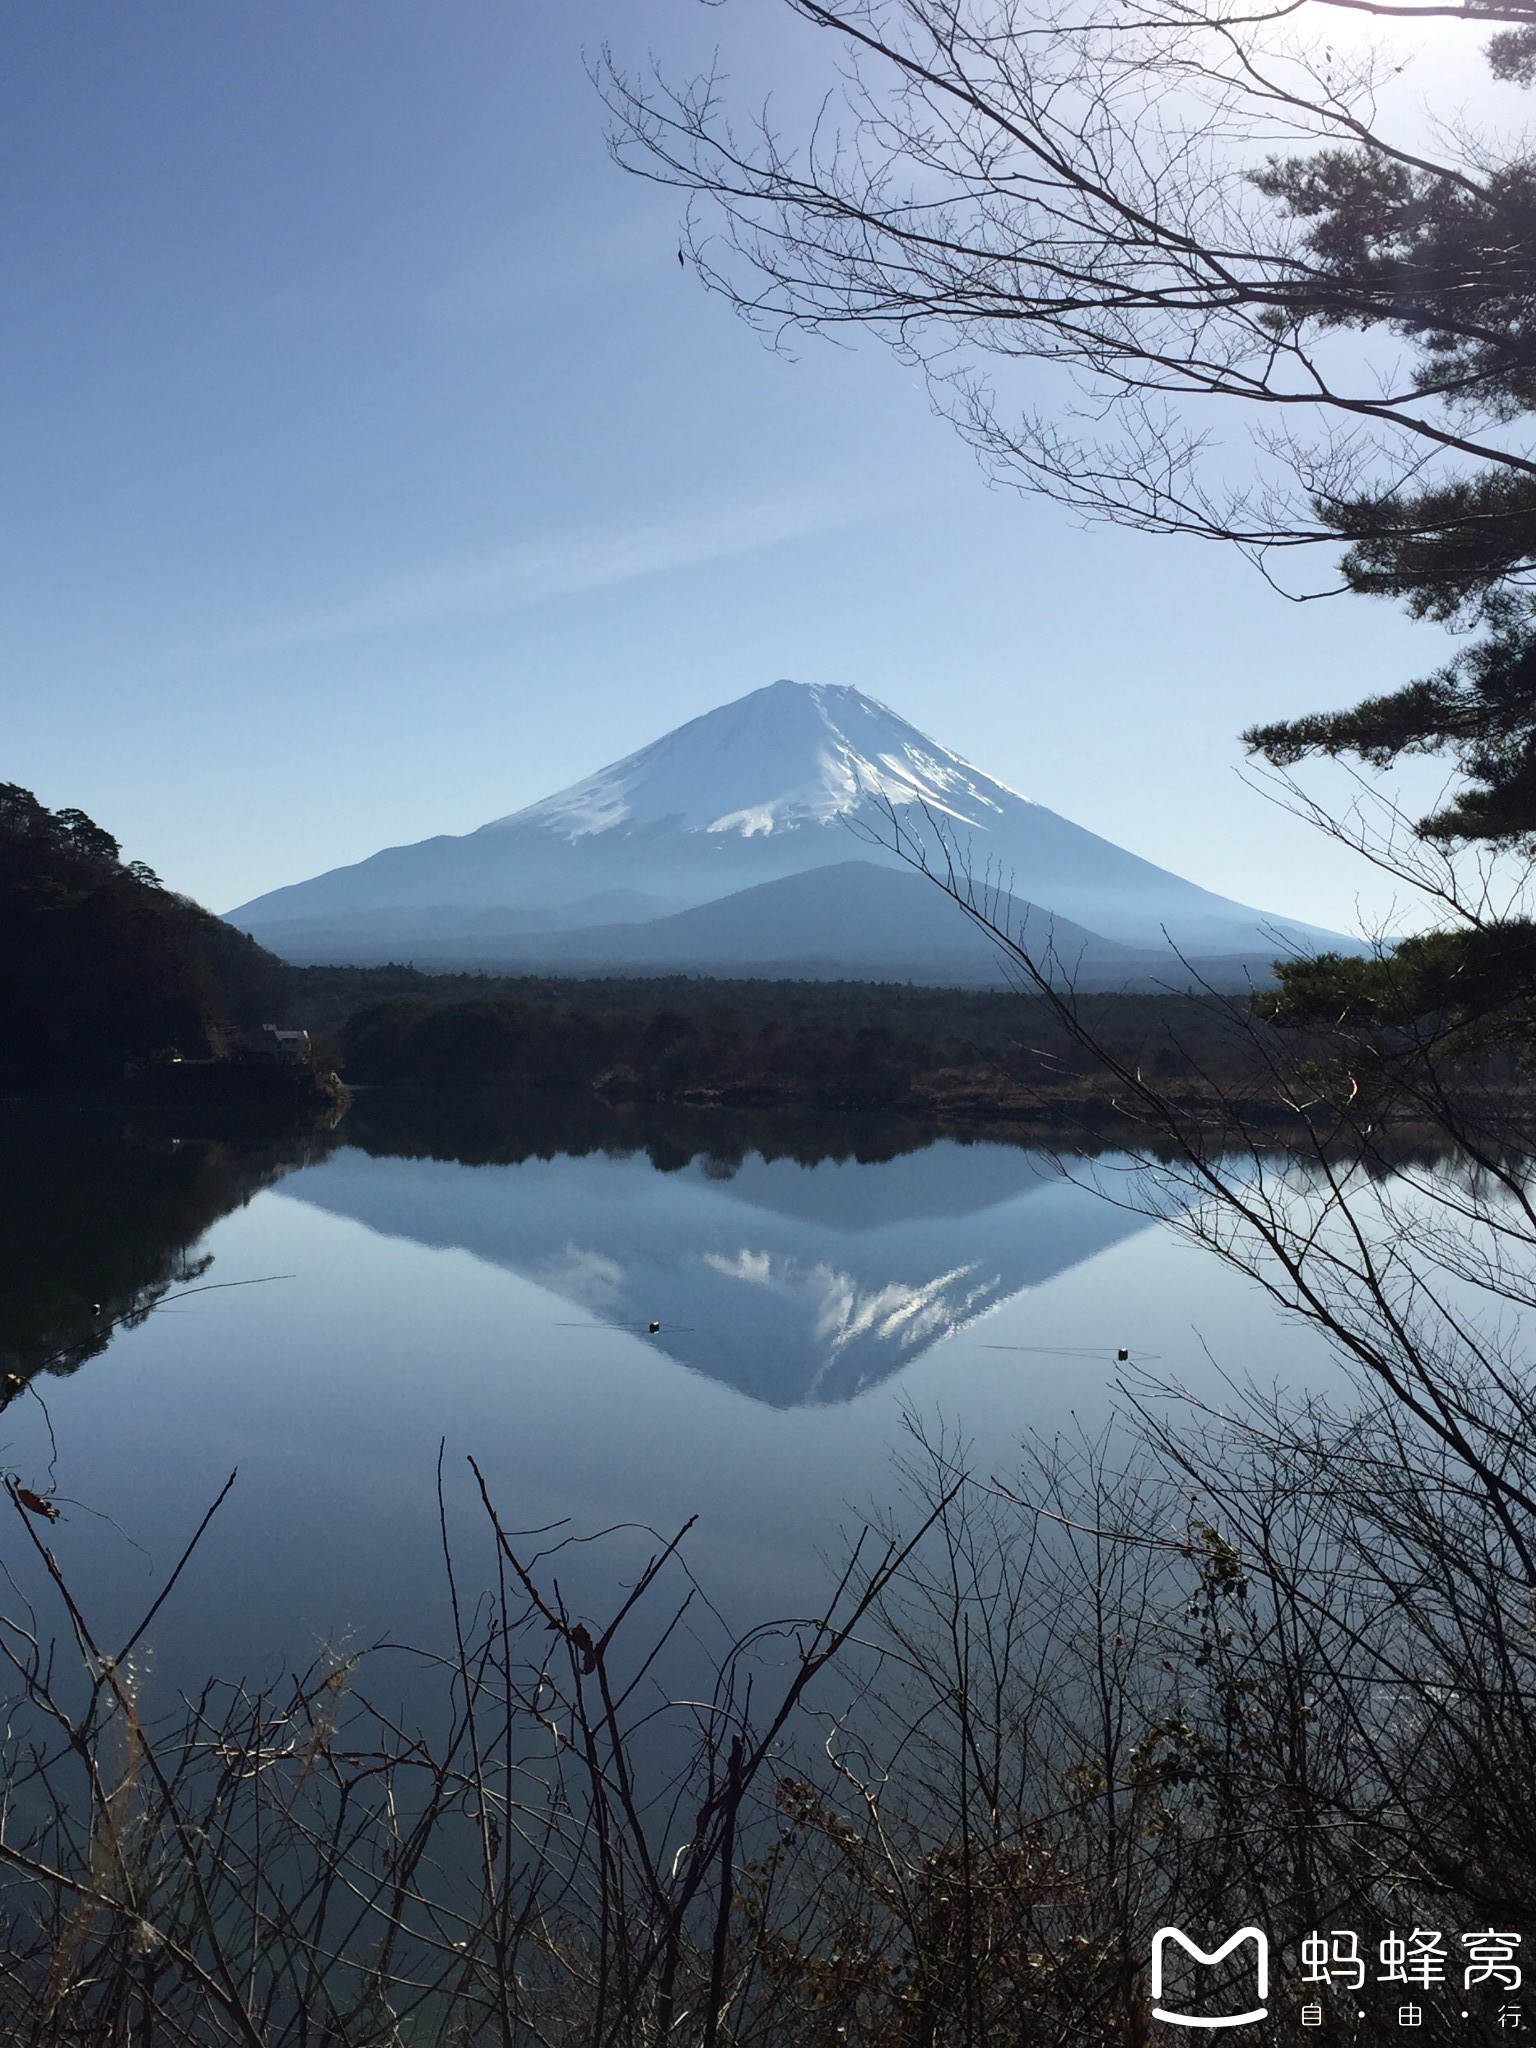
[228,680,1346,985]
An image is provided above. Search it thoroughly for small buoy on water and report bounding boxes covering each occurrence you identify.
[648,1321,661,1334]
[1116,1347,1129,1362]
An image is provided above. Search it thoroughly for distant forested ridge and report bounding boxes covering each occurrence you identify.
[319,965,1288,1119]
[0,785,290,1084]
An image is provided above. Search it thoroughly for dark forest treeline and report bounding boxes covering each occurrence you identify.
[1,784,290,1085]
[294,961,1260,1055]
[330,970,1282,1115]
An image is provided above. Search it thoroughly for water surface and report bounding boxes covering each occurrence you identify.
[0,1096,1341,1702]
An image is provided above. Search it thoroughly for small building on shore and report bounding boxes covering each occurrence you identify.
[247,1024,312,1065]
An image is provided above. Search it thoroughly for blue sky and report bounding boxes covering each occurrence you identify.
[1,0,1498,933]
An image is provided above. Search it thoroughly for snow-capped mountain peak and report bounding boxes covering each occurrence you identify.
[479,679,1026,842]
[227,675,1351,970]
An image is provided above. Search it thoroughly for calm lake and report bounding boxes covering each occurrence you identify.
[0,1094,1343,1705]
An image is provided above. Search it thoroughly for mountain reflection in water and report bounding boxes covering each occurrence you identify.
[0,1091,1342,1696]
[285,1095,1153,1406]
[2,1095,1154,1411]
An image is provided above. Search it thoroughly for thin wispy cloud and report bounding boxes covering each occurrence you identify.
[214,489,873,658]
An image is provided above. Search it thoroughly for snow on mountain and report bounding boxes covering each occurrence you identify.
[487,678,1015,842]
[228,678,1350,971]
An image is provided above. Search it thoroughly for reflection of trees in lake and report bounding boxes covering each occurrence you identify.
[341,1085,985,1174]
[344,1082,1474,1176]
[342,1084,1361,1176]
[0,1111,332,1384]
